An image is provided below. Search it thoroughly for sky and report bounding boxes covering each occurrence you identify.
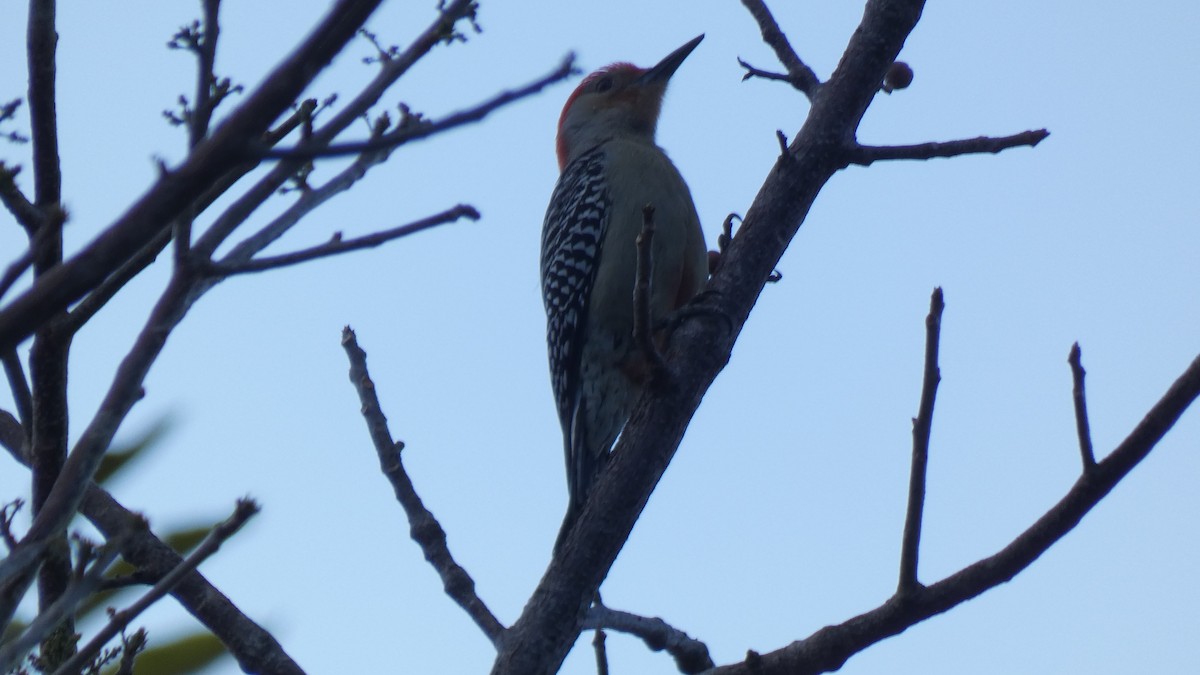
[1,1,1198,673]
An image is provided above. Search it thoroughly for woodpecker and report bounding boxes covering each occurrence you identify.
[541,35,708,550]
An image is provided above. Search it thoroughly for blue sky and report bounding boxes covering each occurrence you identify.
[1,1,1198,673]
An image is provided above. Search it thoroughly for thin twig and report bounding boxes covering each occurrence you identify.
[50,499,259,675]
[707,351,1200,675]
[0,535,125,673]
[208,204,478,276]
[845,130,1050,166]
[192,0,483,258]
[736,57,792,84]
[1068,343,1096,471]
[633,205,666,377]
[64,102,314,334]
[2,349,31,428]
[0,0,389,354]
[341,327,505,646]
[0,248,34,302]
[79,485,304,673]
[261,53,578,159]
[899,287,943,593]
[0,164,45,232]
[592,628,609,675]
[739,0,821,96]
[584,605,715,674]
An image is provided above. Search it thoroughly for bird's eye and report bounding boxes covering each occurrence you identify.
[594,76,614,93]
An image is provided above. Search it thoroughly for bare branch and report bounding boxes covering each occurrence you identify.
[707,352,1200,675]
[50,499,260,675]
[0,164,44,232]
[739,0,822,96]
[190,0,483,258]
[80,485,304,674]
[845,130,1050,166]
[898,287,943,593]
[341,327,506,646]
[2,349,31,430]
[584,605,714,674]
[64,101,315,334]
[261,53,578,160]
[0,0,389,353]
[27,0,62,209]
[0,249,33,303]
[208,205,478,276]
[1068,343,1096,471]
[0,537,125,673]
[736,57,793,84]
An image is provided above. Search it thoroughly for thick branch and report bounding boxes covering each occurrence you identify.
[208,205,477,276]
[341,327,505,646]
[898,287,943,592]
[0,0,387,353]
[262,54,577,160]
[739,0,821,95]
[845,130,1049,165]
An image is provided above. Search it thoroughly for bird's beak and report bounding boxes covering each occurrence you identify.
[637,34,704,86]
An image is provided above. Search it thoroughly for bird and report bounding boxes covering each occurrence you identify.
[540,35,709,552]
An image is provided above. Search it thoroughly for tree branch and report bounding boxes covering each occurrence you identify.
[63,100,314,335]
[0,536,126,674]
[27,0,61,209]
[583,605,714,674]
[80,485,304,674]
[708,352,1200,675]
[2,349,31,428]
[0,164,44,232]
[845,130,1050,166]
[341,327,506,647]
[260,53,578,160]
[207,205,478,276]
[1068,343,1096,471]
[739,0,821,96]
[190,0,485,259]
[50,499,259,675]
[0,0,388,353]
[898,287,943,593]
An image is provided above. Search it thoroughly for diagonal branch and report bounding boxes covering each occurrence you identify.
[0,0,388,353]
[739,0,821,95]
[707,353,1200,675]
[50,499,259,675]
[898,287,943,593]
[208,205,478,276]
[341,327,506,647]
[845,130,1050,166]
[261,54,578,160]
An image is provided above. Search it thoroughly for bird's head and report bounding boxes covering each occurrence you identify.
[555,35,703,170]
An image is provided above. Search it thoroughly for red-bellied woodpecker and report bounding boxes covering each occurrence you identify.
[541,35,708,551]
